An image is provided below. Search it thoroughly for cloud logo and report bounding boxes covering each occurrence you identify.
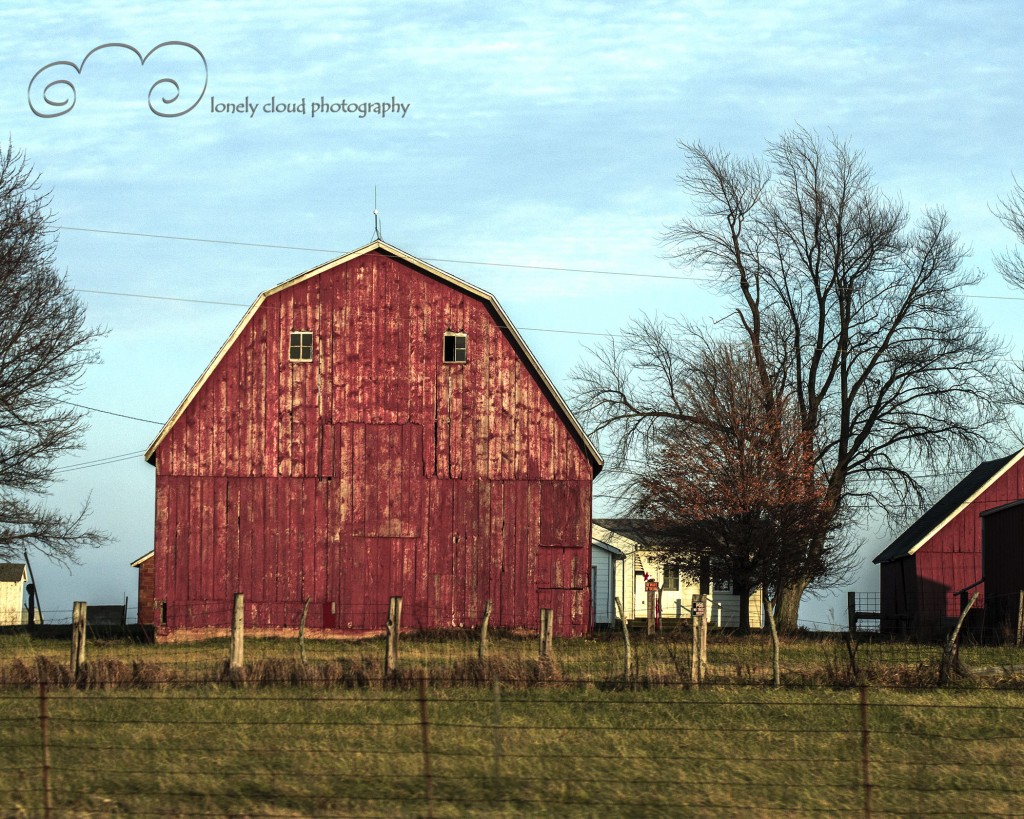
[28,42,208,118]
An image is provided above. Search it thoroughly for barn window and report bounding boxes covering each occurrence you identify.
[663,566,680,592]
[289,331,313,362]
[443,332,467,363]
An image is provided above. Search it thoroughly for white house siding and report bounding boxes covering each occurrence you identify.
[593,523,763,629]
[591,542,618,625]
[0,564,26,626]
[713,582,764,629]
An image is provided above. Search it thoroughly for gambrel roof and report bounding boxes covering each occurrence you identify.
[144,240,602,471]
[873,448,1024,564]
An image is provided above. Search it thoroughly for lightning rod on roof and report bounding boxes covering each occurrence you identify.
[373,187,382,241]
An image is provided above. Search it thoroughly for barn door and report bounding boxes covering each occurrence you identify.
[536,545,587,635]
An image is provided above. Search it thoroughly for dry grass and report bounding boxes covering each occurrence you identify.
[3,629,1024,815]
[2,683,1024,816]
[2,626,1024,691]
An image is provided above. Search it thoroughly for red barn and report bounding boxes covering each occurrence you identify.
[144,240,602,639]
[873,448,1024,636]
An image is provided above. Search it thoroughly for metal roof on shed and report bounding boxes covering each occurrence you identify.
[0,564,27,583]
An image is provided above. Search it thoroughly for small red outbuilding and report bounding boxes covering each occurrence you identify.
[873,448,1024,635]
[144,240,601,639]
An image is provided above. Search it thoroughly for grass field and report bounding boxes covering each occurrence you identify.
[2,630,1024,816]
[1,626,1023,689]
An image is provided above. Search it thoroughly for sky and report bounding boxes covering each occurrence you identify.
[2,1,1024,628]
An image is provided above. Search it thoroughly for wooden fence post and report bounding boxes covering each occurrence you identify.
[418,668,434,818]
[385,596,403,676]
[70,601,87,677]
[39,681,52,819]
[27,584,36,629]
[615,597,631,680]
[298,597,310,665]
[1016,590,1024,648]
[698,593,708,679]
[539,608,553,659]
[765,596,781,688]
[229,593,244,672]
[491,676,503,801]
[479,599,493,663]
[690,608,699,686]
[647,588,658,636]
[859,684,872,817]
[848,591,857,636]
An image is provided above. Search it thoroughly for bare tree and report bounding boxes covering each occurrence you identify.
[992,177,1024,414]
[993,175,1024,292]
[629,337,853,630]
[0,143,107,562]
[575,129,1007,631]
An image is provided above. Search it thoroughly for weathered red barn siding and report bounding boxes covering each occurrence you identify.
[876,452,1024,635]
[982,501,1024,628]
[149,246,597,638]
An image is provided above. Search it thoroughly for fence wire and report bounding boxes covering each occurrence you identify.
[2,679,1024,817]
[3,618,1024,816]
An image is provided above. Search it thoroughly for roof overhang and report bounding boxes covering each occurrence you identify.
[980,498,1024,518]
[131,550,154,567]
[143,240,603,472]
[592,538,627,559]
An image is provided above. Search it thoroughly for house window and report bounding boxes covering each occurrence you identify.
[663,566,680,592]
[714,579,733,593]
[443,333,467,363]
[289,331,313,362]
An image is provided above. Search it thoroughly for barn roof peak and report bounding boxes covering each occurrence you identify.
[873,447,1024,564]
[143,240,603,471]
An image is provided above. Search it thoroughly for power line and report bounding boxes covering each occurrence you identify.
[76,288,248,308]
[60,225,701,282]
[75,286,615,337]
[57,400,163,425]
[59,223,1024,299]
[55,451,146,473]
[60,226,341,254]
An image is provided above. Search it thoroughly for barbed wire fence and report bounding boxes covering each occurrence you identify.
[4,595,1024,816]
[4,678,1024,817]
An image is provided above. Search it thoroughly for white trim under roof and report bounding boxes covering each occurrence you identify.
[130,550,154,567]
[143,240,603,470]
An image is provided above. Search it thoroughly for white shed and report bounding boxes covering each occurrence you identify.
[591,539,626,626]
[0,564,27,626]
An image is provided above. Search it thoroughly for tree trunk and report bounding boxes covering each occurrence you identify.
[737,586,751,635]
[774,578,808,633]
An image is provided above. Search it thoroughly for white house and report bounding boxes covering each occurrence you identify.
[592,519,763,629]
[0,564,27,626]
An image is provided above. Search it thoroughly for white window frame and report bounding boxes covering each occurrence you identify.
[443,332,467,364]
[289,330,313,362]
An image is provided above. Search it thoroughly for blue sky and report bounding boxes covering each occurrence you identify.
[3,1,1023,627]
